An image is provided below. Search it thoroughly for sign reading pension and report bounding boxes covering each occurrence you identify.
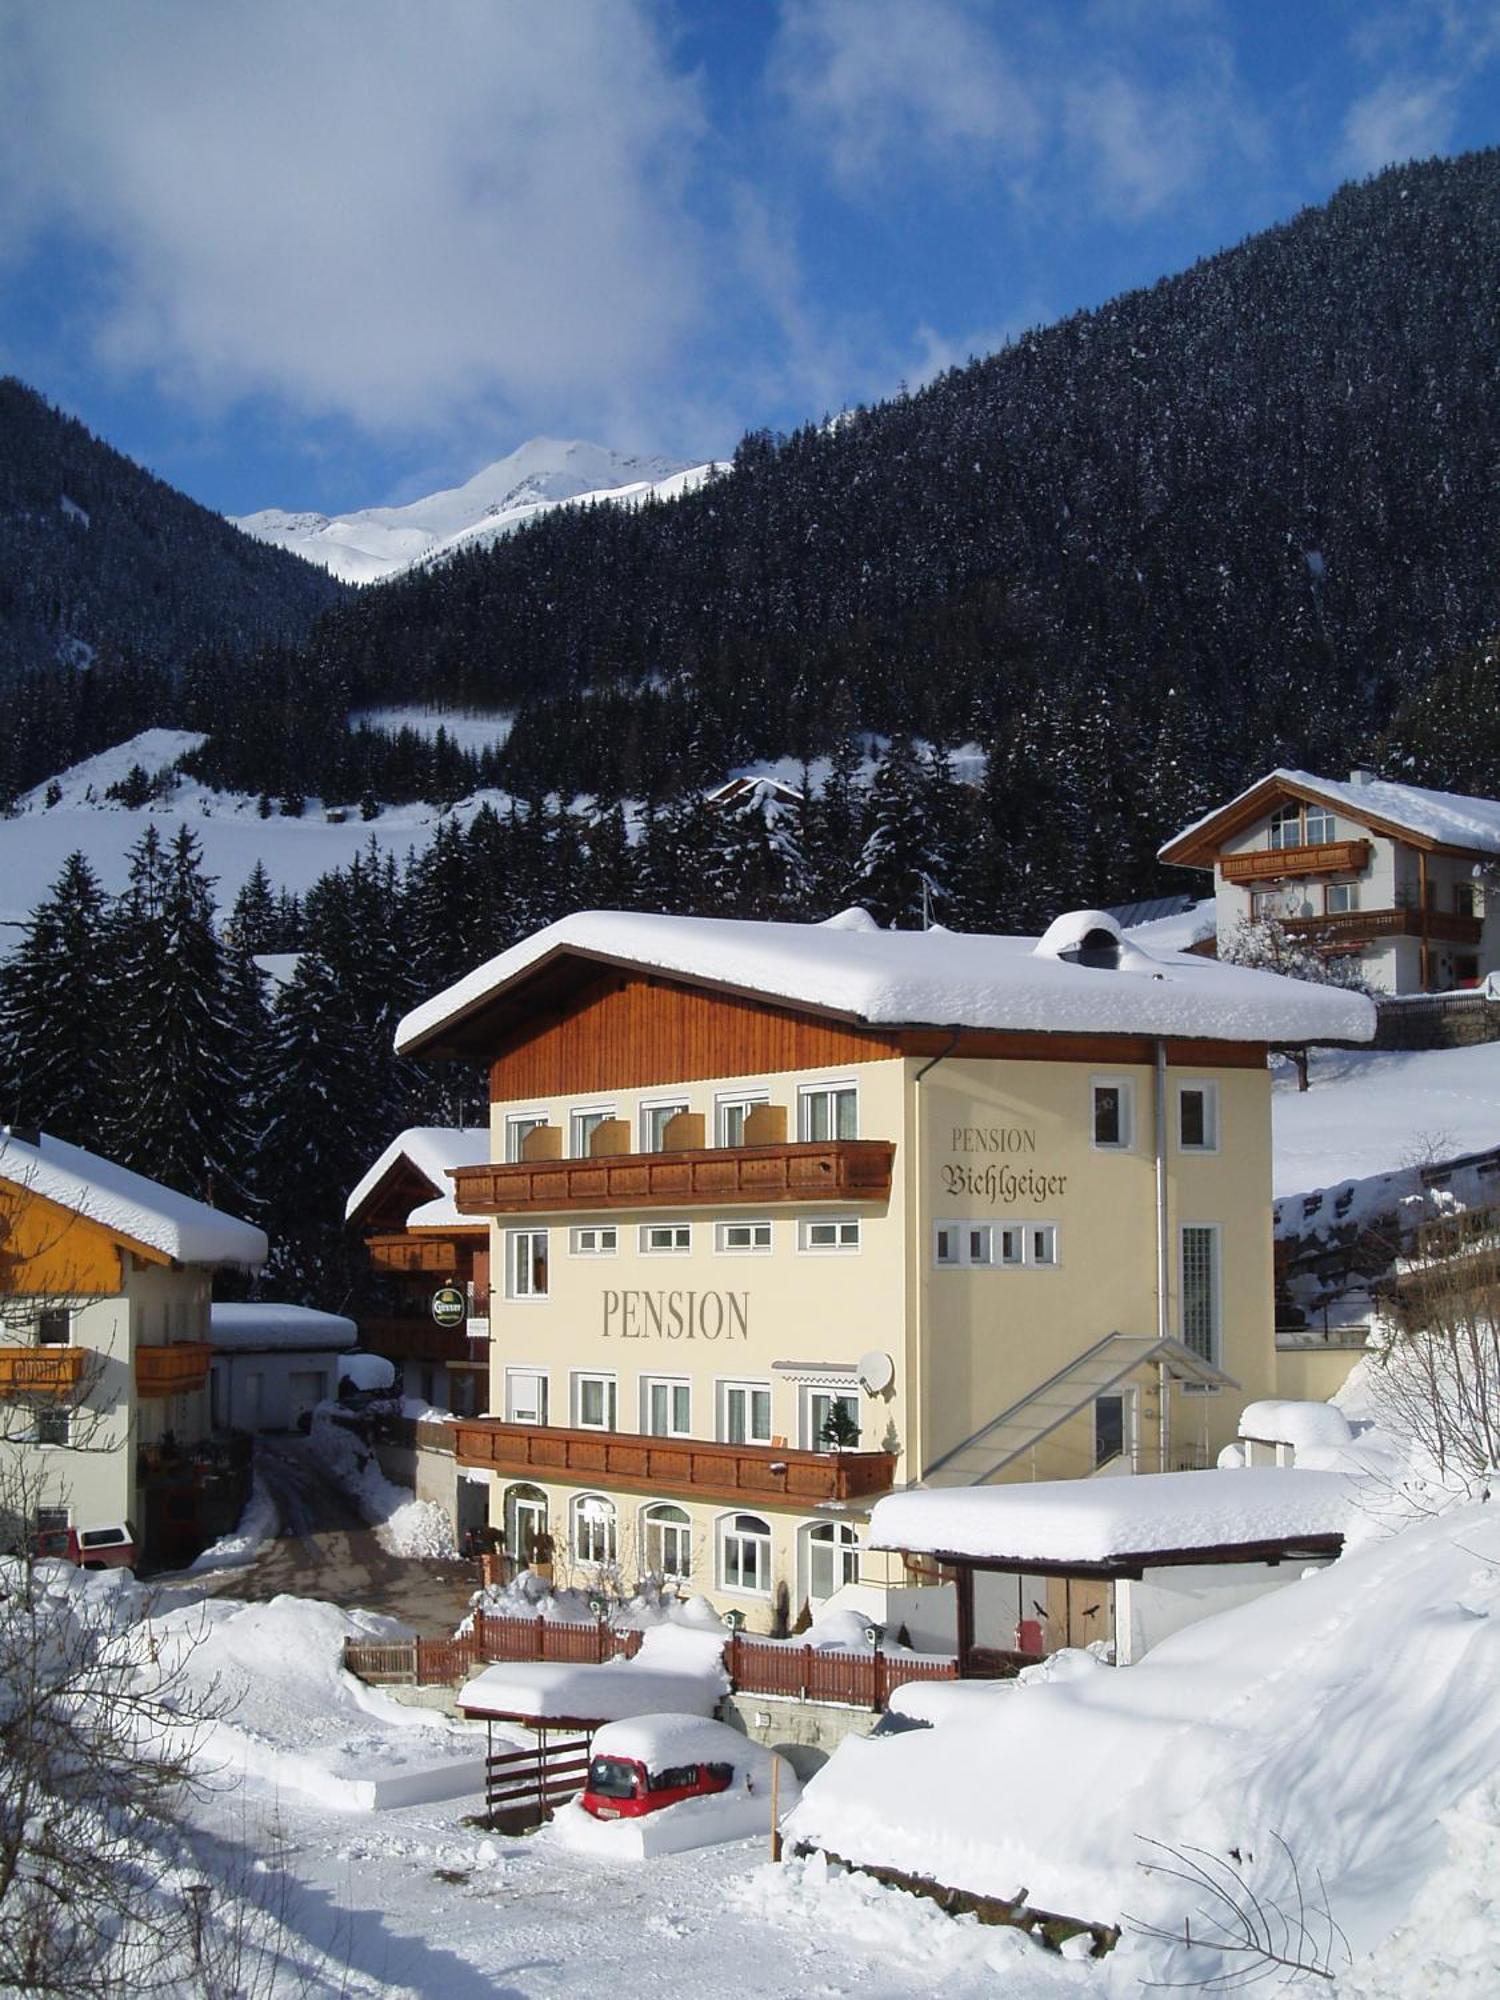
[942,1121,1067,1204]
[603,1289,749,1341]
[431,1284,466,1328]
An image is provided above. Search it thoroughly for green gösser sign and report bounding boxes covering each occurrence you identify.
[431,1285,466,1328]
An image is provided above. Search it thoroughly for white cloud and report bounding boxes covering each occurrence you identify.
[1341,76,1459,173]
[770,0,1043,186]
[0,2,707,437]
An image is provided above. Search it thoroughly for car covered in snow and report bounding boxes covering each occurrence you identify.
[558,1716,801,1856]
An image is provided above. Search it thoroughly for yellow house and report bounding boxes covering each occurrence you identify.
[395,908,1373,1633]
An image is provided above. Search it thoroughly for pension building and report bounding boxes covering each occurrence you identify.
[396,908,1371,1632]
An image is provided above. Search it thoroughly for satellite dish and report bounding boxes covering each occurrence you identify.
[857,1349,894,1394]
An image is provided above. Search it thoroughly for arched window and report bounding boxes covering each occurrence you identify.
[719,1512,772,1596]
[805,1521,859,1603]
[503,1483,548,1565]
[642,1502,692,1582]
[572,1493,617,1567]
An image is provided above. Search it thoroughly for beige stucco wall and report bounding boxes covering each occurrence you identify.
[1274,1342,1367,1402]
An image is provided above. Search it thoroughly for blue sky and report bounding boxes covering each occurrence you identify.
[2,0,1497,518]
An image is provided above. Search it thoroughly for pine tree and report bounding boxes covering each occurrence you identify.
[0,852,113,1143]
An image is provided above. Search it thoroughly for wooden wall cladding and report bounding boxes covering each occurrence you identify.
[490,974,903,1101]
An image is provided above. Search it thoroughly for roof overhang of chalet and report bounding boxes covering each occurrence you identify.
[1160,769,1500,871]
[0,1171,173,1270]
[344,1127,492,1225]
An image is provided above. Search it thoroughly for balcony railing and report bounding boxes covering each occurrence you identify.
[364,1234,478,1275]
[451,1419,898,1505]
[135,1342,212,1398]
[0,1347,85,1397]
[1220,839,1371,884]
[453,1139,895,1216]
[1281,908,1482,948]
[358,1316,486,1365]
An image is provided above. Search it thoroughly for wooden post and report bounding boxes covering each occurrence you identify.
[769,1749,783,1862]
[955,1562,975,1679]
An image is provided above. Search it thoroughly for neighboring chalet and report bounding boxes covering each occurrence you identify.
[0,1128,265,1567]
[393,906,1371,1633]
[704,775,803,813]
[1160,767,1500,994]
[344,1128,491,1415]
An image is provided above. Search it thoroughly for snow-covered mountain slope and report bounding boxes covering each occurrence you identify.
[233,439,711,585]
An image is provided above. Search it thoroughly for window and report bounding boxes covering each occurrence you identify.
[934,1222,994,1267]
[719,1512,772,1595]
[720,1381,771,1445]
[1303,803,1335,844]
[1325,882,1359,915]
[716,1093,768,1147]
[570,1107,615,1157]
[572,1494,617,1567]
[505,1369,549,1426]
[715,1219,772,1254]
[506,1228,549,1299]
[504,1484,548,1565]
[574,1373,618,1431]
[806,1521,859,1602]
[1095,1394,1126,1469]
[641,1099,690,1152]
[642,1377,691,1436]
[35,1409,70,1447]
[806,1387,861,1450]
[1028,1224,1058,1267]
[643,1502,692,1581]
[640,1222,691,1254]
[1267,804,1302,849]
[1250,888,1283,921]
[1455,882,1478,918]
[571,1224,617,1255]
[504,1112,548,1162]
[798,1083,857,1142]
[1181,1225,1220,1362]
[1091,1077,1134,1150]
[1178,1082,1220,1153]
[35,1308,71,1346]
[799,1217,860,1253]
[999,1224,1025,1266]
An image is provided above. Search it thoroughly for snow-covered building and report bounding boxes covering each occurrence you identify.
[344,1127,491,1414]
[0,1128,266,1566]
[394,907,1372,1633]
[209,1302,359,1432]
[1159,767,1500,994]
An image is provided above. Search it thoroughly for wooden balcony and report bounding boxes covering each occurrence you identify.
[451,1419,899,1506]
[135,1342,212,1398]
[365,1233,476,1275]
[359,1316,486,1365]
[453,1140,895,1216]
[1220,839,1371,884]
[1282,908,1482,949]
[0,1347,84,1397]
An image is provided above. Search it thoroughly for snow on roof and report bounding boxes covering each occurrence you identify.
[459,1626,728,1723]
[343,1126,491,1224]
[396,908,1374,1056]
[1238,1400,1354,1450]
[869,1467,1354,1566]
[1163,767,1500,859]
[210,1303,358,1352]
[0,1129,267,1268]
[588,1713,768,1770]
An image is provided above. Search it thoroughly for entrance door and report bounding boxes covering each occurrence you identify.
[504,1484,548,1565]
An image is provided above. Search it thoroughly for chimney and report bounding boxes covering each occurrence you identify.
[1348,768,1375,788]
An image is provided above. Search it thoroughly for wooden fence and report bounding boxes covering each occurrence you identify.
[482,1730,592,1832]
[343,1610,960,1711]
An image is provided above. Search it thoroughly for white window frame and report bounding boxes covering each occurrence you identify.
[642,1501,693,1582]
[802,1384,861,1451]
[572,1493,617,1567]
[639,1221,692,1255]
[569,1105,616,1158]
[640,1097,691,1153]
[1325,881,1359,915]
[1267,804,1303,850]
[934,1221,996,1267]
[505,1228,550,1300]
[504,1367,550,1427]
[1180,1223,1222,1365]
[1303,802,1336,844]
[641,1375,692,1437]
[718,1379,773,1446]
[34,1307,73,1346]
[572,1371,618,1432]
[718,1511,773,1597]
[798,1216,861,1253]
[503,1110,549,1163]
[1090,1075,1135,1151]
[1176,1080,1220,1154]
[569,1224,617,1256]
[804,1520,860,1604]
[797,1079,858,1143]
[715,1091,769,1147]
[715,1218,773,1254]
[1026,1222,1060,1268]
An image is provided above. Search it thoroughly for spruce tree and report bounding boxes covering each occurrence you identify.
[0,852,113,1143]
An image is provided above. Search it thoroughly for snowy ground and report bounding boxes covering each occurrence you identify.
[1272,1042,1500,1197]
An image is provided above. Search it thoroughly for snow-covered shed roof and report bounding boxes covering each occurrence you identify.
[869,1467,1353,1570]
[395,907,1374,1061]
[343,1127,491,1226]
[459,1626,728,1725]
[1160,768,1500,868]
[0,1128,267,1269]
[210,1303,358,1352]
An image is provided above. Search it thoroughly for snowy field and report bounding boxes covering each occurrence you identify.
[1272,1041,1500,1196]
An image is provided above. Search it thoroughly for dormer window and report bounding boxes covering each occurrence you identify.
[1268,802,1336,849]
[1059,927,1122,970]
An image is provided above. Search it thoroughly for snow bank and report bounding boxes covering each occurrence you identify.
[869,1467,1356,1565]
[188,1475,278,1573]
[1238,1399,1353,1450]
[306,1413,456,1558]
[459,1624,729,1724]
[397,908,1375,1057]
[0,1128,266,1267]
[210,1301,357,1351]
[1273,1043,1500,1200]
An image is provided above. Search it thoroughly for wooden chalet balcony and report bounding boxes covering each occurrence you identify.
[0,1347,84,1397]
[135,1342,212,1398]
[1220,839,1371,884]
[454,1140,896,1216]
[365,1233,473,1275]
[1282,908,1483,949]
[359,1316,486,1366]
[451,1419,899,1506]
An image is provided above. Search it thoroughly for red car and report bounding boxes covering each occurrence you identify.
[32,1522,137,1570]
[580,1716,777,1821]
